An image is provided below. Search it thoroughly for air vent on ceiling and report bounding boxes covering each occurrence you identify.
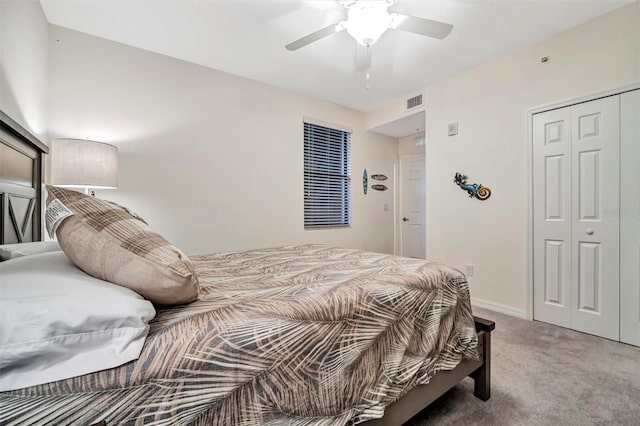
[406,94,423,110]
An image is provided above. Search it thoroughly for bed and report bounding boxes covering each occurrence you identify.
[0,110,494,425]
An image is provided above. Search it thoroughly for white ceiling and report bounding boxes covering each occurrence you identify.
[40,0,632,112]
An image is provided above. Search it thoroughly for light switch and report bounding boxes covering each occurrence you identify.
[448,122,459,136]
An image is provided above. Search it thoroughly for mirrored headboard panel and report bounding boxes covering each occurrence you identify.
[0,110,48,244]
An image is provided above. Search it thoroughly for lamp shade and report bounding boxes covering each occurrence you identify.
[51,139,118,189]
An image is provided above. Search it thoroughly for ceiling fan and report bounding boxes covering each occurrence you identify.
[285,0,453,72]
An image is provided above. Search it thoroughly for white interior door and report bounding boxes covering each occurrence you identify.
[533,96,620,341]
[400,154,425,259]
[533,107,573,328]
[570,96,619,341]
[619,89,639,346]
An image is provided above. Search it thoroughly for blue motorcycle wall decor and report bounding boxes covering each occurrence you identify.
[454,172,491,201]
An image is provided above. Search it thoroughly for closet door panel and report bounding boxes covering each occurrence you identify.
[570,96,619,341]
[620,89,640,347]
[533,108,572,328]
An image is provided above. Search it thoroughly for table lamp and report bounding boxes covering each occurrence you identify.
[51,138,118,196]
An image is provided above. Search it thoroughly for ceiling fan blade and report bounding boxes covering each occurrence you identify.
[355,44,372,72]
[285,23,345,51]
[390,13,453,40]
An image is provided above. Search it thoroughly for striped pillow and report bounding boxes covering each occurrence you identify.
[45,186,198,305]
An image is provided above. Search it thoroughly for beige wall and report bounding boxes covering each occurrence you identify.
[48,26,398,255]
[0,0,49,141]
[371,3,640,315]
[398,132,425,156]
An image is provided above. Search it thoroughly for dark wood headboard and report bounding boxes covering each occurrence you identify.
[0,110,49,244]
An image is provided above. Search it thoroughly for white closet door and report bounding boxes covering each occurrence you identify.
[533,108,572,328]
[570,96,619,341]
[620,89,640,346]
[533,95,621,341]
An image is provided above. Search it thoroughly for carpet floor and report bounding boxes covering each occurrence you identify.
[406,307,640,425]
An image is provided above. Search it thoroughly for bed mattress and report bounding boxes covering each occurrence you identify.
[0,245,478,425]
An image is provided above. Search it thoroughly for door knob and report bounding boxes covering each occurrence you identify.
[402,217,409,222]
[586,229,594,235]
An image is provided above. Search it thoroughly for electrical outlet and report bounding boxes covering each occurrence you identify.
[464,264,474,277]
[383,203,389,212]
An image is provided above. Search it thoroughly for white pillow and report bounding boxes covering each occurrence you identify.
[0,241,61,261]
[0,251,156,391]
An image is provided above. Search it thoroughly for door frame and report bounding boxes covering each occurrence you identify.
[525,82,640,320]
[398,153,426,258]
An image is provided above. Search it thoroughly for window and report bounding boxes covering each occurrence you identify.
[304,122,351,228]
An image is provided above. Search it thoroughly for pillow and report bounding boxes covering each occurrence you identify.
[0,251,156,391]
[0,241,61,261]
[45,185,198,305]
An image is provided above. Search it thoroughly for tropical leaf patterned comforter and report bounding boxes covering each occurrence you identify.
[0,245,478,425]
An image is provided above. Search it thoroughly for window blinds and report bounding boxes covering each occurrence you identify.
[304,122,351,228]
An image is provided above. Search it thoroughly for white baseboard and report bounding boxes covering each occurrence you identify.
[471,297,527,319]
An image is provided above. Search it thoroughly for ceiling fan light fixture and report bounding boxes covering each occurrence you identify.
[344,2,392,46]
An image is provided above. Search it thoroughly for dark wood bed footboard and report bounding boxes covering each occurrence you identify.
[365,316,495,426]
[470,316,495,401]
